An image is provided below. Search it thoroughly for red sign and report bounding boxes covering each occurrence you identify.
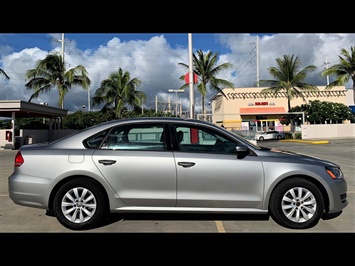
[255,102,268,106]
[184,73,198,84]
[190,128,199,143]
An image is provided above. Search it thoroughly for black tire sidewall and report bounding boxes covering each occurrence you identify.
[269,178,324,229]
[53,178,107,230]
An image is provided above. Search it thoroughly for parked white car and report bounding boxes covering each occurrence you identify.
[255,130,285,141]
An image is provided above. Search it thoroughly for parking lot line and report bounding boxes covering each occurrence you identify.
[215,220,226,233]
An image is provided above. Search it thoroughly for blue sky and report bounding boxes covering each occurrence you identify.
[0,33,233,55]
[1,33,355,113]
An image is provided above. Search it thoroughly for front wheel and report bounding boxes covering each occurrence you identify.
[269,178,324,229]
[53,178,107,230]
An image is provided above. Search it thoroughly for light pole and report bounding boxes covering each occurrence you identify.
[168,89,185,116]
[188,33,194,118]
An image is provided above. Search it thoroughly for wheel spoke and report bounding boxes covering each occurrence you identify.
[61,186,97,224]
[282,186,317,224]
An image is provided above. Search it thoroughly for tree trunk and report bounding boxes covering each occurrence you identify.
[201,96,205,118]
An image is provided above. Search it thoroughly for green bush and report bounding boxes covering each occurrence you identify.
[294,132,302,139]
[284,132,293,139]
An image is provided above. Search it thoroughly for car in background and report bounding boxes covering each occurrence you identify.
[8,117,348,231]
[255,130,285,141]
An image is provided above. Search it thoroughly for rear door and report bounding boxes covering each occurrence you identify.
[92,122,177,207]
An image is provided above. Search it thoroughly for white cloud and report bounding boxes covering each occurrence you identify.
[1,33,354,113]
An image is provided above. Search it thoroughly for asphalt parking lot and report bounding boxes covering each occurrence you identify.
[0,138,354,233]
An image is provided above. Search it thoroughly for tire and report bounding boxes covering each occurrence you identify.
[53,178,107,230]
[259,136,264,141]
[269,178,324,229]
[277,135,282,140]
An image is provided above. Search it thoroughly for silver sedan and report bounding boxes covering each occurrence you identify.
[8,117,348,231]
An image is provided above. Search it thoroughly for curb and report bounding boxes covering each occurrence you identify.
[280,139,329,144]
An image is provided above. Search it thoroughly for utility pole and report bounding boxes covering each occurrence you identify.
[61,33,65,63]
[55,33,65,63]
[61,33,65,109]
[324,56,329,85]
[188,33,194,118]
[250,36,259,87]
[55,33,65,109]
[88,85,91,112]
[155,95,158,113]
[256,35,259,87]
[168,89,185,116]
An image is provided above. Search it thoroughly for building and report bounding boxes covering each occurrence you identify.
[210,85,351,132]
[0,100,68,149]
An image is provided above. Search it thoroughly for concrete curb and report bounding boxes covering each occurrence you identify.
[280,139,329,144]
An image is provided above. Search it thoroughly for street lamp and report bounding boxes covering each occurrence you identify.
[168,89,185,116]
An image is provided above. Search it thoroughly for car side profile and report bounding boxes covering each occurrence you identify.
[8,117,348,230]
[255,130,285,141]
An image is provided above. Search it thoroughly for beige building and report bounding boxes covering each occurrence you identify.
[210,85,350,132]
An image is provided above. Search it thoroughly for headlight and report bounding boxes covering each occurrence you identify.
[325,166,344,180]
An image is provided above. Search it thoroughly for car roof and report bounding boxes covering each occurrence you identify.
[92,117,216,128]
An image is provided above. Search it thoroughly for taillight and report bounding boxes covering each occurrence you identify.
[14,151,24,167]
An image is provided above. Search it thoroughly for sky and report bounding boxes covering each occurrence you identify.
[1,33,355,114]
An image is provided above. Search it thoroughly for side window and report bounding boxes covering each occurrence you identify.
[174,125,237,154]
[83,130,108,149]
[101,124,166,151]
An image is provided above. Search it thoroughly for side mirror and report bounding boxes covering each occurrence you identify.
[236,144,250,159]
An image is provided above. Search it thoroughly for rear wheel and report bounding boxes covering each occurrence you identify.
[269,178,324,229]
[259,136,264,141]
[53,178,107,230]
[277,135,282,140]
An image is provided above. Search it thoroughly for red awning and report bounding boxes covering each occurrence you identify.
[240,107,286,114]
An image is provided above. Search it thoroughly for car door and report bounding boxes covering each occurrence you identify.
[266,131,273,140]
[172,124,265,209]
[92,123,177,207]
[273,131,279,139]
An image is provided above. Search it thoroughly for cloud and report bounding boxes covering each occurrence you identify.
[1,33,354,114]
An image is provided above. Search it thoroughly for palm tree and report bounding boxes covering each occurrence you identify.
[92,67,146,119]
[0,68,10,79]
[178,49,234,115]
[259,54,318,112]
[25,53,91,109]
[321,46,355,105]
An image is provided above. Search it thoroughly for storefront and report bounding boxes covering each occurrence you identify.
[210,86,348,132]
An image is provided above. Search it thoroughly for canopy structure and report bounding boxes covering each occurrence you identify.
[0,100,67,119]
[0,100,68,149]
